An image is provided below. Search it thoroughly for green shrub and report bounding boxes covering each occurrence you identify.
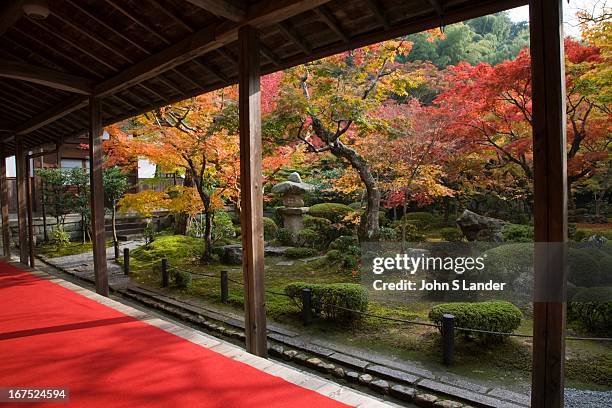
[303,215,332,231]
[52,226,70,247]
[329,235,359,251]
[285,282,368,321]
[429,301,523,342]
[143,224,157,245]
[173,269,192,288]
[348,202,364,210]
[392,221,425,242]
[568,248,601,287]
[276,228,294,246]
[402,212,440,231]
[326,249,342,262]
[212,211,235,243]
[439,227,464,242]
[285,247,318,258]
[483,243,534,281]
[572,229,587,242]
[568,287,612,334]
[342,254,359,270]
[599,255,612,285]
[502,224,534,242]
[309,203,354,223]
[297,228,318,248]
[379,226,397,241]
[263,217,278,241]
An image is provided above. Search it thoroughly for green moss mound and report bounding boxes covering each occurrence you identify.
[130,234,203,262]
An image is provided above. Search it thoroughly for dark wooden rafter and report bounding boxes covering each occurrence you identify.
[314,6,349,43]
[277,21,311,54]
[364,0,390,30]
[186,0,246,22]
[0,0,24,37]
[0,60,94,94]
[259,42,281,66]
[427,0,444,16]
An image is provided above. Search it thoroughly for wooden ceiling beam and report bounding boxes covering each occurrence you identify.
[277,21,311,54]
[93,0,331,97]
[13,95,89,136]
[0,60,94,94]
[364,0,390,30]
[427,0,444,16]
[186,0,246,22]
[314,6,349,43]
[0,0,24,37]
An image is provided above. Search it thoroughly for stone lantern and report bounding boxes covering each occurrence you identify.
[271,172,314,234]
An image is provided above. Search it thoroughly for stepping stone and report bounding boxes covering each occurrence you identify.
[276,261,294,266]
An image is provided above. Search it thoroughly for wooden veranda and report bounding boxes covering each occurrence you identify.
[0,0,568,406]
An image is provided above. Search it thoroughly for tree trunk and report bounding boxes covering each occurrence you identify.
[203,207,213,262]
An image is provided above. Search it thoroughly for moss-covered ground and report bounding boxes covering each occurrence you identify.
[123,234,611,392]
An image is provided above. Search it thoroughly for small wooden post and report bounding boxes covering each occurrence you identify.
[239,25,267,357]
[123,247,130,276]
[161,258,169,287]
[25,157,35,268]
[301,288,312,326]
[530,0,567,406]
[442,314,454,366]
[0,145,10,258]
[15,137,28,265]
[89,97,109,296]
[220,270,228,303]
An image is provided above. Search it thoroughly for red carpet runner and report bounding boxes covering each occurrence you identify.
[0,263,351,407]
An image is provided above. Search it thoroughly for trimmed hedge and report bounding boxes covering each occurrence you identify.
[568,287,612,334]
[502,224,534,242]
[402,212,441,231]
[329,235,359,251]
[429,301,522,342]
[276,228,294,246]
[173,269,192,289]
[568,248,601,287]
[439,227,464,242]
[285,247,318,258]
[309,203,354,223]
[263,217,278,241]
[285,282,368,321]
[297,228,318,248]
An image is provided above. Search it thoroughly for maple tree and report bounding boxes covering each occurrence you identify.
[271,40,425,242]
[434,37,611,206]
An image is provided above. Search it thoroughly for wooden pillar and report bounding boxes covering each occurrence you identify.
[238,25,267,357]
[0,146,10,258]
[530,0,567,406]
[15,137,28,265]
[25,156,35,267]
[88,97,109,296]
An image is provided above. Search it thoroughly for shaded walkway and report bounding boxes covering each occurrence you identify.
[0,262,387,407]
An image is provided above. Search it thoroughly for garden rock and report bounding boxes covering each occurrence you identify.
[369,379,390,394]
[346,371,360,383]
[433,401,463,408]
[306,357,322,368]
[456,209,507,242]
[332,367,345,378]
[358,374,374,385]
[390,385,416,402]
[220,244,242,265]
[414,393,439,407]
